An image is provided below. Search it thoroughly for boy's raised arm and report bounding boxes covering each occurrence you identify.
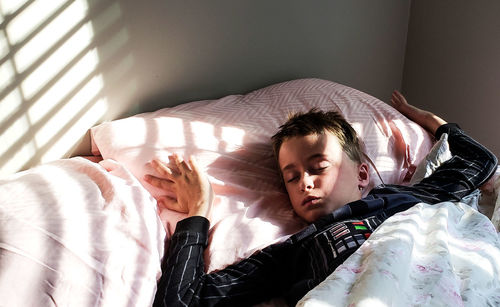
[387,90,497,202]
[390,90,447,135]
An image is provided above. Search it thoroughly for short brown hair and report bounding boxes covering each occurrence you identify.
[271,108,364,164]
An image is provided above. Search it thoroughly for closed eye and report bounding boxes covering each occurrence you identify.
[310,166,328,174]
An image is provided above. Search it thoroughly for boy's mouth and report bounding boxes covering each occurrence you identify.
[302,196,321,207]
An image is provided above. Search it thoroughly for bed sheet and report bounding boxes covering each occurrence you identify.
[0,157,165,306]
[297,200,500,307]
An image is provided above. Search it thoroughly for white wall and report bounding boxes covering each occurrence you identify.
[403,0,500,157]
[118,0,411,113]
[1,0,411,175]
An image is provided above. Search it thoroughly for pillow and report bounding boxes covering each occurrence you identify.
[409,133,451,184]
[90,78,434,271]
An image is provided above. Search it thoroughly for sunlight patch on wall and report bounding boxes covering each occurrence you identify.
[21,21,95,100]
[0,88,21,124]
[0,122,38,176]
[28,49,101,126]
[42,97,108,163]
[0,30,7,56]
[34,75,104,160]
[0,92,24,158]
[0,56,14,91]
[11,0,81,73]
[0,0,129,177]
[5,0,67,45]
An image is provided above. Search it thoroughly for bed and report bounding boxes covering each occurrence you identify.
[1,78,499,306]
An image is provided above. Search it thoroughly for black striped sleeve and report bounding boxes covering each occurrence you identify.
[412,123,498,202]
[154,216,209,307]
[153,216,292,307]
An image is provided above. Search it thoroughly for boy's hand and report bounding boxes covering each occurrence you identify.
[390,90,447,135]
[144,154,213,220]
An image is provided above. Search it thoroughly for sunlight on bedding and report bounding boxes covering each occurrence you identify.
[221,126,245,152]
[394,118,426,153]
[186,121,246,153]
[448,226,500,278]
[154,117,186,148]
[451,243,496,278]
[356,297,388,307]
[350,122,363,138]
[0,0,130,177]
[191,121,219,151]
[303,297,387,307]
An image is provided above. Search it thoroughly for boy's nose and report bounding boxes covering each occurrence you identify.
[300,174,314,191]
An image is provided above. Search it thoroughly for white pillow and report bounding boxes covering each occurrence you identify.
[409,133,452,184]
[90,78,434,271]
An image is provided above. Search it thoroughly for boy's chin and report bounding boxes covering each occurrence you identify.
[302,209,330,223]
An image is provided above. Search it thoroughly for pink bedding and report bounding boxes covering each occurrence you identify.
[0,158,164,306]
[90,78,434,272]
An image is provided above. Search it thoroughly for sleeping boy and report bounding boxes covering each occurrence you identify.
[145,91,497,306]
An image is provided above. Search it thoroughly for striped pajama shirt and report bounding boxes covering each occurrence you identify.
[153,123,498,307]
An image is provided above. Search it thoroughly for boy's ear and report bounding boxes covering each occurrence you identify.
[357,162,370,189]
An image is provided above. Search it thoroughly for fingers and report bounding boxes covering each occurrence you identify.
[390,91,400,104]
[172,153,192,174]
[146,154,205,188]
[391,90,408,106]
[157,196,186,214]
[151,159,176,178]
[188,155,201,174]
[149,156,185,178]
[144,174,175,190]
[167,155,181,175]
[146,153,211,217]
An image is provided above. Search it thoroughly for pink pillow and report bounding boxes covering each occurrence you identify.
[90,78,433,271]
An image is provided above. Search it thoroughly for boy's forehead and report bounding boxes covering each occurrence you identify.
[278,132,342,162]
[281,131,339,149]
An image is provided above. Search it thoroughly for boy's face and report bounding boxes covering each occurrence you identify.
[278,132,369,223]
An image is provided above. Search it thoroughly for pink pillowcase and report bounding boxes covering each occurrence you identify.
[90,78,433,271]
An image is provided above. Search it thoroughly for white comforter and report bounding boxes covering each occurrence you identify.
[298,201,500,307]
[0,158,165,306]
